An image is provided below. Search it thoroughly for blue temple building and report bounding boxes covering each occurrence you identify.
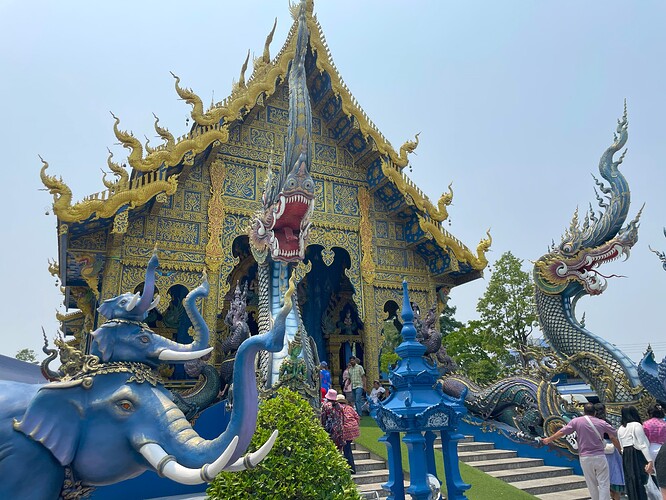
[41,0,490,387]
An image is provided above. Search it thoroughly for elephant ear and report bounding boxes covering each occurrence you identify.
[14,384,83,466]
[91,326,116,362]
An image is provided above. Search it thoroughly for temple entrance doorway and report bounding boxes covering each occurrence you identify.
[299,245,364,390]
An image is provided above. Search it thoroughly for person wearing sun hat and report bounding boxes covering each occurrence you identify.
[321,389,344,450]
[337,394,360,473]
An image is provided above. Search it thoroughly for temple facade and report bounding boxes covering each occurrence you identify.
[42,0,490,386]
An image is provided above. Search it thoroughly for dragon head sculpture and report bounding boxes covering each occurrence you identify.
[249,0,314,263]
[534,105,642,297]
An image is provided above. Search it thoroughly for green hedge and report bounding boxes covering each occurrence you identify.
[208,387,361,500]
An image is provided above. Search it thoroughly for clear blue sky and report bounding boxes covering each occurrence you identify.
[1,1,664,363]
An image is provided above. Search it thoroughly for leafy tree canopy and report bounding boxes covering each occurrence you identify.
[15,348,38,364]
[444,251,538,383]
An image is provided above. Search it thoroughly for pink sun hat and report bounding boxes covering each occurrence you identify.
[324,388,338,401]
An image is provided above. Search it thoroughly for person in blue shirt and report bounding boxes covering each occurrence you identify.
[319,361,332,399]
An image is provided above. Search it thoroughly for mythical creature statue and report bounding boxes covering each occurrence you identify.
[532,105,646,417]
[218,282,251,398]
[441,108,647,450]
[249,0,319,400]
[415,304,457,375]
[172,355,222,422]
[0,251,296,499]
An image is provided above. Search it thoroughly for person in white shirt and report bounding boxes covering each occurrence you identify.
[617,405,656,500]
[368,380,386,404]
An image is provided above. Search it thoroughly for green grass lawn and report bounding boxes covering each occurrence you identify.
[356,417,535,500]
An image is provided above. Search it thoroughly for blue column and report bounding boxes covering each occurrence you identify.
[403,431,431,499]
[424,430,437,477]
[440,430,471,500]
[380,432,404,500]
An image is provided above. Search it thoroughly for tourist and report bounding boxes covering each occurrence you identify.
[368,380,386,405]
[618,405,657,500]
[337,394,360,474]
[347,356,367,415]
[320,389,344,451]
[319,361,331,399]
[542,402,621,500]
[595,403,626,500]
[643,404,666,459]
[342,362,353,403]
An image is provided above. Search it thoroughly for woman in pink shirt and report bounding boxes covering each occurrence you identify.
[643,404,666,458]
[337,394,360,474]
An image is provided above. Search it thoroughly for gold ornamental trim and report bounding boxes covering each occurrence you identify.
[205,159,227,272]
[380,159,453,222]
[111,113,229,172]
[417,215,491,272]
[41,159,179,224]
[357,186,375,285]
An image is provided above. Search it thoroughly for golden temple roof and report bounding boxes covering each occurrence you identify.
[40,0,490,274]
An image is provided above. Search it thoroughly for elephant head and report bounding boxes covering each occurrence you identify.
[2,279,295,499]
[97,249,161,322]
[90,250,212,366]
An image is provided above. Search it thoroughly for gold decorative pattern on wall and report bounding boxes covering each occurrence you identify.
[308,226,363,317]
[112,210,128,234]
[206,159,226,272]
[357,187,375,285]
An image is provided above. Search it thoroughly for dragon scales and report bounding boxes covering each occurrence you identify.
[249,0,319,399]
[533,105,645,408]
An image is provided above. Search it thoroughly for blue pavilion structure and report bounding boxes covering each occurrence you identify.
[370,281,470,500]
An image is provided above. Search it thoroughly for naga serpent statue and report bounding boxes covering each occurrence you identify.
[532,105,646,418]
[639,229,666,400]
[442,107,647,448]
[1,250,295,499]
[249,0,319,403]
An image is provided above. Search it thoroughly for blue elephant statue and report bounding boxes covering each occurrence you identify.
[92,249,213,366]
[0,260,296,499]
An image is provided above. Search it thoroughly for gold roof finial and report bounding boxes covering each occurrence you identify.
[238,49,251,89]
[263,18,278,64]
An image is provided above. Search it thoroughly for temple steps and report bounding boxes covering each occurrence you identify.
[455,438,590,499]
[355,436,592,499]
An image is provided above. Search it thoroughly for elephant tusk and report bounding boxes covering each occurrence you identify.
[148,294,160,311]
[126,292,140,312]
[138,435,239,484]
[224,429,278,472]
[158,347,213,361]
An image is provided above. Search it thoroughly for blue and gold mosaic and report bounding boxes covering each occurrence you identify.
[156,218,200,245]
[223,163,256,200]
[332,183,359,216]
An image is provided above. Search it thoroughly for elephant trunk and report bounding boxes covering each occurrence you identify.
[134,250,159,316]
[157,273,211,361]
[144,279,294,477]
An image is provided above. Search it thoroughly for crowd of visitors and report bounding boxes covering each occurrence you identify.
[319,357,391,474]
[542,403,665,500]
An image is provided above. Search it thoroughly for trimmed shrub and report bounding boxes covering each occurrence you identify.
[208,387,361,499]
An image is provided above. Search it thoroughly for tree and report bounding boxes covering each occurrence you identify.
[445,320,511,384]
[439,299,464,338]
[443,252,538,384]
[15,348,38,364]
[476,251,538,368]
[379,318,402,376]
